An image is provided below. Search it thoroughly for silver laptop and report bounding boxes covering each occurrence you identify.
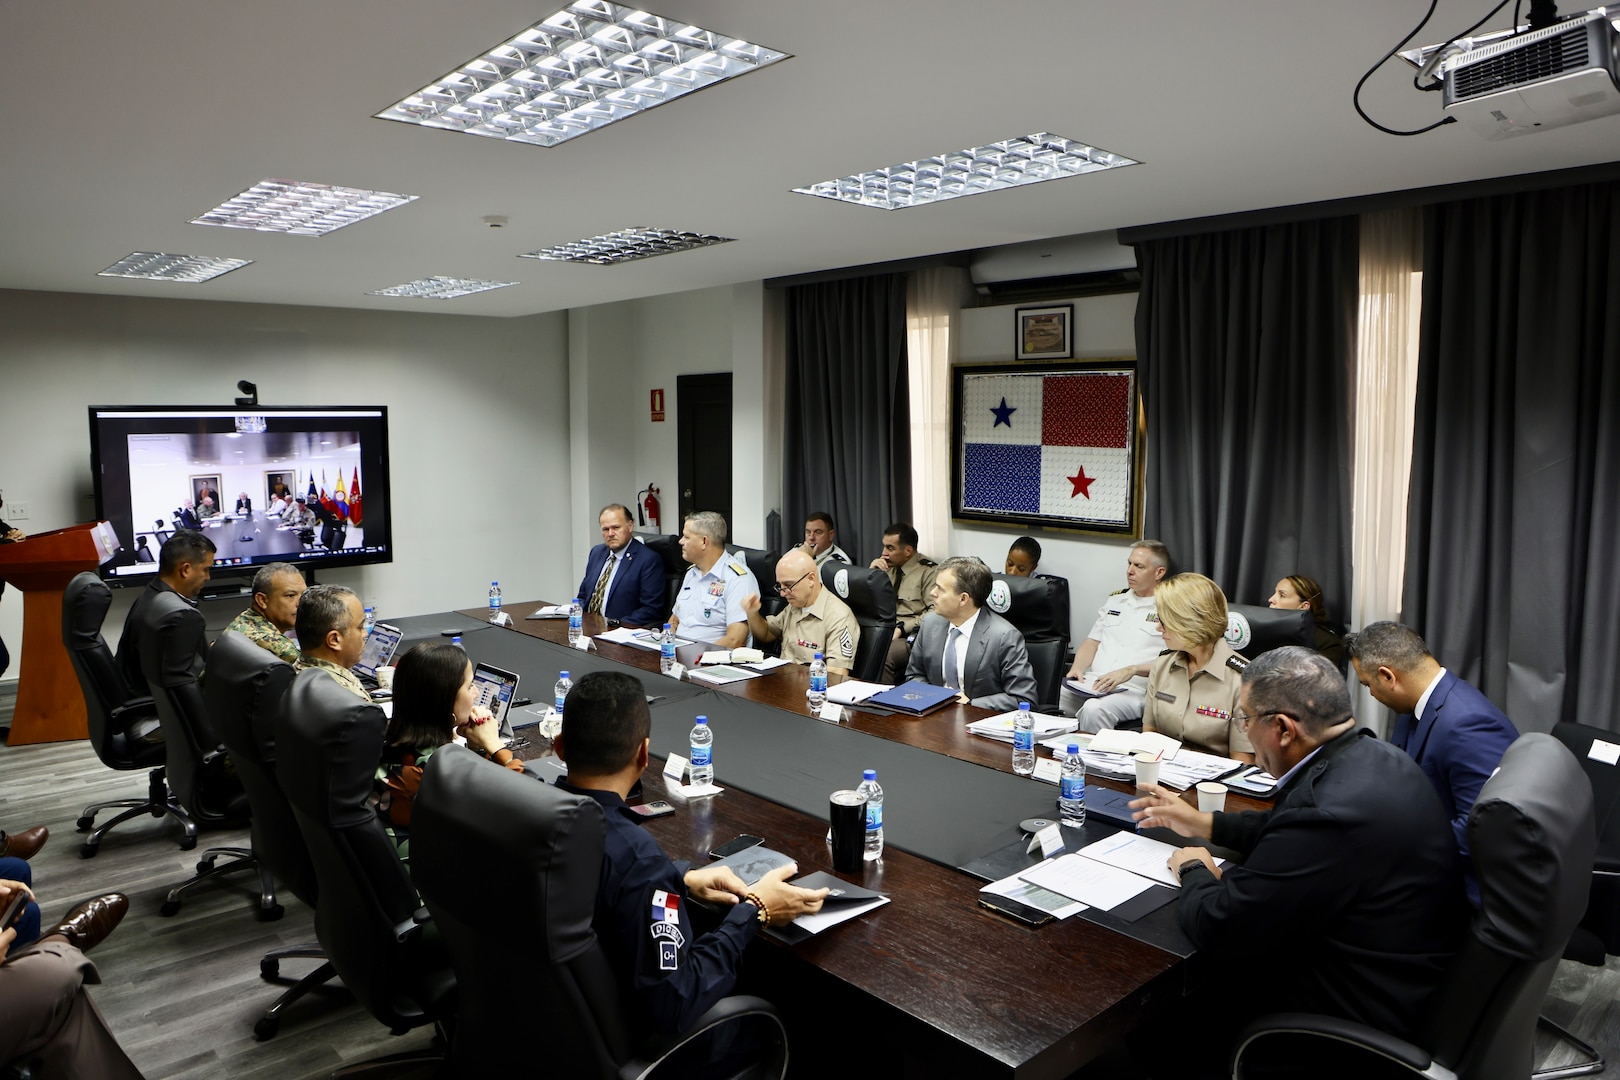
[353,621,404,683]
[471,662,521,744]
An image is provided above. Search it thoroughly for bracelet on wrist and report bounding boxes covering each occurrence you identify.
[745,891,769,926]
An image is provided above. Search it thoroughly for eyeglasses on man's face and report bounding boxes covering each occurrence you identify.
[1232,708,1285,733]
[774,571,813,595]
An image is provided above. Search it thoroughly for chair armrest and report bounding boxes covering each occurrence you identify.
[394,907,433,943]
[1233,1013,1452,1080]
[111,696,157,722]
[623,995,787,1080]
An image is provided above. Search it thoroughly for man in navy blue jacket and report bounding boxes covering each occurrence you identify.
[576,504,667,627]
[1347,621,1518,906]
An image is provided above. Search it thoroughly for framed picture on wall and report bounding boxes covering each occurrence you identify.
[189,474,222,517]
[1015,304,1073,360]
[951,359,1143,538]
[265,471,294,504]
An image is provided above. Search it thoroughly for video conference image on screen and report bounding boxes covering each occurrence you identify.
[90,406,391,581]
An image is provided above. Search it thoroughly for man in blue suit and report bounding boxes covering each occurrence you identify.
[576,504,666,627]
[1347,621,1519,906]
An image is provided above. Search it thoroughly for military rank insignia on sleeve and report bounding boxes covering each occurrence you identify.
[838,628,855,659]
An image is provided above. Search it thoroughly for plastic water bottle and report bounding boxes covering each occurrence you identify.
[1012,701,1035,776]
[1059,743,1087,827]
[807,652,828,714]
[567,597,584,645]
[660,623,676,675]
[554,670,572,717]
[856,769,884,860]
[487,581,502,622]
[362,605,375,638]
[689,715,713,787]
[450,634,463,648]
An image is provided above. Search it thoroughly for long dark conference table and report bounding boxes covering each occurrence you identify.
[384,600,1268,1078]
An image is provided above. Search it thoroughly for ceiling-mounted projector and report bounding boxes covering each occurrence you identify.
[1440,11,1620,138]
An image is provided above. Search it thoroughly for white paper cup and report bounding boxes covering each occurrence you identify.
[1134,752,1160,791]
[1196,781,1228,813]
[375,665,395,690]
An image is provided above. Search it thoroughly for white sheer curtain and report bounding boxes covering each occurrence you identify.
[906,267,969,558]
[1350,208,1423,734]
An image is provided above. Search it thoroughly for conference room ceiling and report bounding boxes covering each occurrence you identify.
[4,0,1618,318]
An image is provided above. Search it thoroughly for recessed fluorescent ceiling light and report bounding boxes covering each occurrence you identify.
[519,226,734,265]
[793,133,1139,210]
[98,252,252,282]
[192,179,419,236]
[375,1,789,148]
[367,276,518,299]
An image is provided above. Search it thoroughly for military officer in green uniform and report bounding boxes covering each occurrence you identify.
[223,562,306,666]
[869,522,938,681]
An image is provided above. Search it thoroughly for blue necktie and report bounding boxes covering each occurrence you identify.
[943,626,961,690]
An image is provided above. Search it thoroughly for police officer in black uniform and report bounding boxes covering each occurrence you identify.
[554,672,827,1044]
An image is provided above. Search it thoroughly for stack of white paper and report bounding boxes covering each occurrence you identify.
[968,710,1079,743]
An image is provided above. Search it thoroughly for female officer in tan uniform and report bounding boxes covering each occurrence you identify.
[1142,573,1253,762]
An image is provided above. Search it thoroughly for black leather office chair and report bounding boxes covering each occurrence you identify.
[1538,721,1620,1078]
[1224,604,1312,660]
[731,545,782,618]
[276,668,453,1064]
[1034,572,1072,644]
[636,531,684,622]
[207,631,340,1040]
[988,573,1068,641]
[1231,733,1596,1080]
[61,571,195,857]
[819,562,898,683]
[411,745,787,1079]
[1023,639,1067,713]
[144,618,274,918]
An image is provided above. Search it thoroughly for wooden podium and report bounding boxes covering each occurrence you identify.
[1,522,121,745]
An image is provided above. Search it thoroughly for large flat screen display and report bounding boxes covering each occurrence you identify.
[89,405,391,583]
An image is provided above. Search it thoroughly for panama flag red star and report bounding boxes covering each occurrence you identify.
[1068,467,1095,499]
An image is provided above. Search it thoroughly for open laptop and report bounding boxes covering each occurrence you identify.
[353,621,404,688]
[471,661,522,744]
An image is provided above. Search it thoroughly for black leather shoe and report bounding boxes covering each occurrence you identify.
[49,893,129,953]
[0,825,48,861]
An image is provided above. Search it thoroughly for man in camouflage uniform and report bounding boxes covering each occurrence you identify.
[870,522,938,682]
[223,562,305,666]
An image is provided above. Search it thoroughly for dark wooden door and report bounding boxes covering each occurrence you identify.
[676,373,732,528]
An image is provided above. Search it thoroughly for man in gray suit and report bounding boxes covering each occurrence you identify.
[905,557,1039,712]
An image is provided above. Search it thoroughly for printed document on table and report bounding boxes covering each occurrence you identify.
[1077,832,1225,888]
[980,872,1087,919]
[602,627,695,650]
[1018,853,1157,910]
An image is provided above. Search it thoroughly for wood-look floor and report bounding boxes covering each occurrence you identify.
[0,684,435,1080]
[2,680,1616,1078]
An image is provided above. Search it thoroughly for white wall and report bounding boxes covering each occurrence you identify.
[0,288,570,676]
[950,292,1145,642]
[569,283,777,555]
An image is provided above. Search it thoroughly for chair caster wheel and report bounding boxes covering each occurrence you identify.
[76,815,95,831]
[254,1017,279,1041]
[160,899,181,917]
[196,859,213,873]
[80,843,99,859]
[260,957,280,979]
[179,836,197,851]
[256,903,284,922]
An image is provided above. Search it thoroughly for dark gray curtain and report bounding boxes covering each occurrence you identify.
[1134,219,1357,621]
[782,275,910,565]
[1403,181,1620,733]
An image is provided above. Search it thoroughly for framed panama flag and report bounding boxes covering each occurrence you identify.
[951,359,1143,537]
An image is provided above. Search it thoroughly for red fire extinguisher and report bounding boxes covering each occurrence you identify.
[638,484,661,531]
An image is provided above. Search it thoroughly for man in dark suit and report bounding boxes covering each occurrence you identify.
[116,530,216,700]
[1132,647,1466,1066]
[576,503,666,627]
[905,557,1038,712]
[1347,621,1518,906]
